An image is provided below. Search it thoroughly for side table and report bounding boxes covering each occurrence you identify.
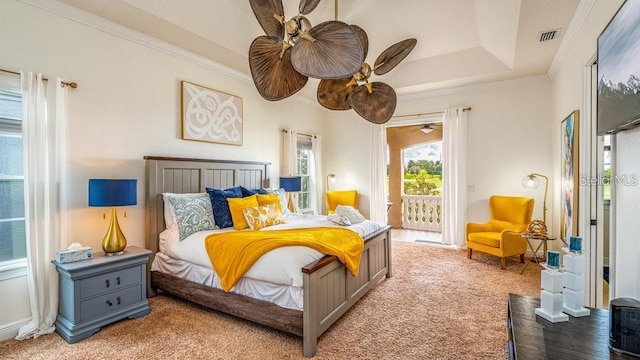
[53,246,151,343]
[520,234,556,274]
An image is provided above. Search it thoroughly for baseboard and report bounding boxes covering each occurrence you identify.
[0,318,30,341]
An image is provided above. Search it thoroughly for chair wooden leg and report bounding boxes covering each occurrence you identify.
[467,248,472,259]
[500,258,506,270]
[520,254,525,263]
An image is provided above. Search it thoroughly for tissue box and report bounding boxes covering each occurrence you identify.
[55,247,93,263]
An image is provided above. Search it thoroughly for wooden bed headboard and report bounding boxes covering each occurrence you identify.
[144,156,271,255]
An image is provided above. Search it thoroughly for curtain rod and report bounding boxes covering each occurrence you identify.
[392,106,471,119]
[0,68,78,89]
[281,129,317,138]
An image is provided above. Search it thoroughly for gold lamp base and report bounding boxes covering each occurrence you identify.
[102,207,127,256]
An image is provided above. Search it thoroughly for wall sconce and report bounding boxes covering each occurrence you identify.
[88,179,137,255]
[521,173,548,224]
[279,176,302,213]
[326,173,337,191]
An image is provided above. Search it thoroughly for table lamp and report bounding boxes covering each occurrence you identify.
[279,176,301,213]
[89,179,137,256]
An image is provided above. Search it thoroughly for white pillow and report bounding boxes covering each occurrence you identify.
[334,205,365,224]
[162,193,208,229]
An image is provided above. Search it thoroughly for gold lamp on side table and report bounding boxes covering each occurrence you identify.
[89,179,137,256]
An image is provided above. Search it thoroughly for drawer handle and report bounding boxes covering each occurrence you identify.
[106,279,110,288]
[117,277,121,285]
[117,297,121,305]
[106,300,112,306]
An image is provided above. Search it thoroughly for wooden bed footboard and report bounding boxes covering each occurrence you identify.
[302,225,391,357]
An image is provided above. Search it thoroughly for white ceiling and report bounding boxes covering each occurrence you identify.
[56,0,583,99]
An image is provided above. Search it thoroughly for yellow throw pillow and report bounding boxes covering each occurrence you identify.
[256,194,283,213]
[242,203,285,231]
[227,195,259,230]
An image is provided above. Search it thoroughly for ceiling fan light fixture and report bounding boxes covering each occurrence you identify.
[421,125,433,134]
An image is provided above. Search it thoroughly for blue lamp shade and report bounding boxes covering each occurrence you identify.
[279,176,302,192]
[88,179,137,207]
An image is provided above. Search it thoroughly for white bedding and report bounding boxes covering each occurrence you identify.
[154,213,381,288]
[152,252,304,310]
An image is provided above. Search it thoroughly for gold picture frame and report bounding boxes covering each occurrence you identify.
[560,110,579,243]
[181,80,243,146]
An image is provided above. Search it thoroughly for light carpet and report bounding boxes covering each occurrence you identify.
[0,242,540,359]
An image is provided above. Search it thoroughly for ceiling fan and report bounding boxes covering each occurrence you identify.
[317,25,417,124]
[248,0,364,101]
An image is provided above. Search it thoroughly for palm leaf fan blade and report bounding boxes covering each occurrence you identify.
[250,0,285,39]
[317,78,356,110]
[291,21,364,79]
[373,38,417,76]
[350,24,369,60]
[298,0,322,15]
[348,82,397,124]
[249,36,308,101]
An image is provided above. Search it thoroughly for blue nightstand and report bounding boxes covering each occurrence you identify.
[53,246,151,343]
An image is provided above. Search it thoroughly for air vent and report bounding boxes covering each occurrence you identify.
[539,28,561,42]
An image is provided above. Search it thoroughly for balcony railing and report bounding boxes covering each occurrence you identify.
[401,195,442,232]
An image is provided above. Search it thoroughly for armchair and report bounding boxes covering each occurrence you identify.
[326,190,358,215]
[466,195,534,269]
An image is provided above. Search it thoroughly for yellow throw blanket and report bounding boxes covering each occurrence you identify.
[205,227,364,292]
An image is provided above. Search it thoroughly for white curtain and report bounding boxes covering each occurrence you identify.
[442,108,467,248]
[310,135,322,215]
[282,130,299,211]
[283,129,298,176]
[16,74,67,340]
[370,124,388,224]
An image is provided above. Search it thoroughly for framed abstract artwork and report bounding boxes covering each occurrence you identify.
[560,110,579,243]
[181,80,243,146]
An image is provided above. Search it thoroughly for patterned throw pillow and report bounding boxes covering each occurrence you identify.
[227,195,260,230]
[206,186,243,229]
[162,193,206,229]
[242,203,285,231]
[167,195,216,240]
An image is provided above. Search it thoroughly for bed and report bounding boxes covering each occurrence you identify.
[144,156,392,357]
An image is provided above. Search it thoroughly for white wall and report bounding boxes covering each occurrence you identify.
[0,0,328,338]
[392,78,553,228]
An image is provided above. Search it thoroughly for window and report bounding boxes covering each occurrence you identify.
[0,78,26,262]
[296,135,312,212]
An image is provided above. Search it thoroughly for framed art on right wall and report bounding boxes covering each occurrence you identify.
[561,110,579,243]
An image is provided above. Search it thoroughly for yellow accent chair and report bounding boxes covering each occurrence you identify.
[466,195,534,269]
[326,190,358,215]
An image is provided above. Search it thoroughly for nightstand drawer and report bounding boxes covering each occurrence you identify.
[80,284,143,322]
[79,266,142,300]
